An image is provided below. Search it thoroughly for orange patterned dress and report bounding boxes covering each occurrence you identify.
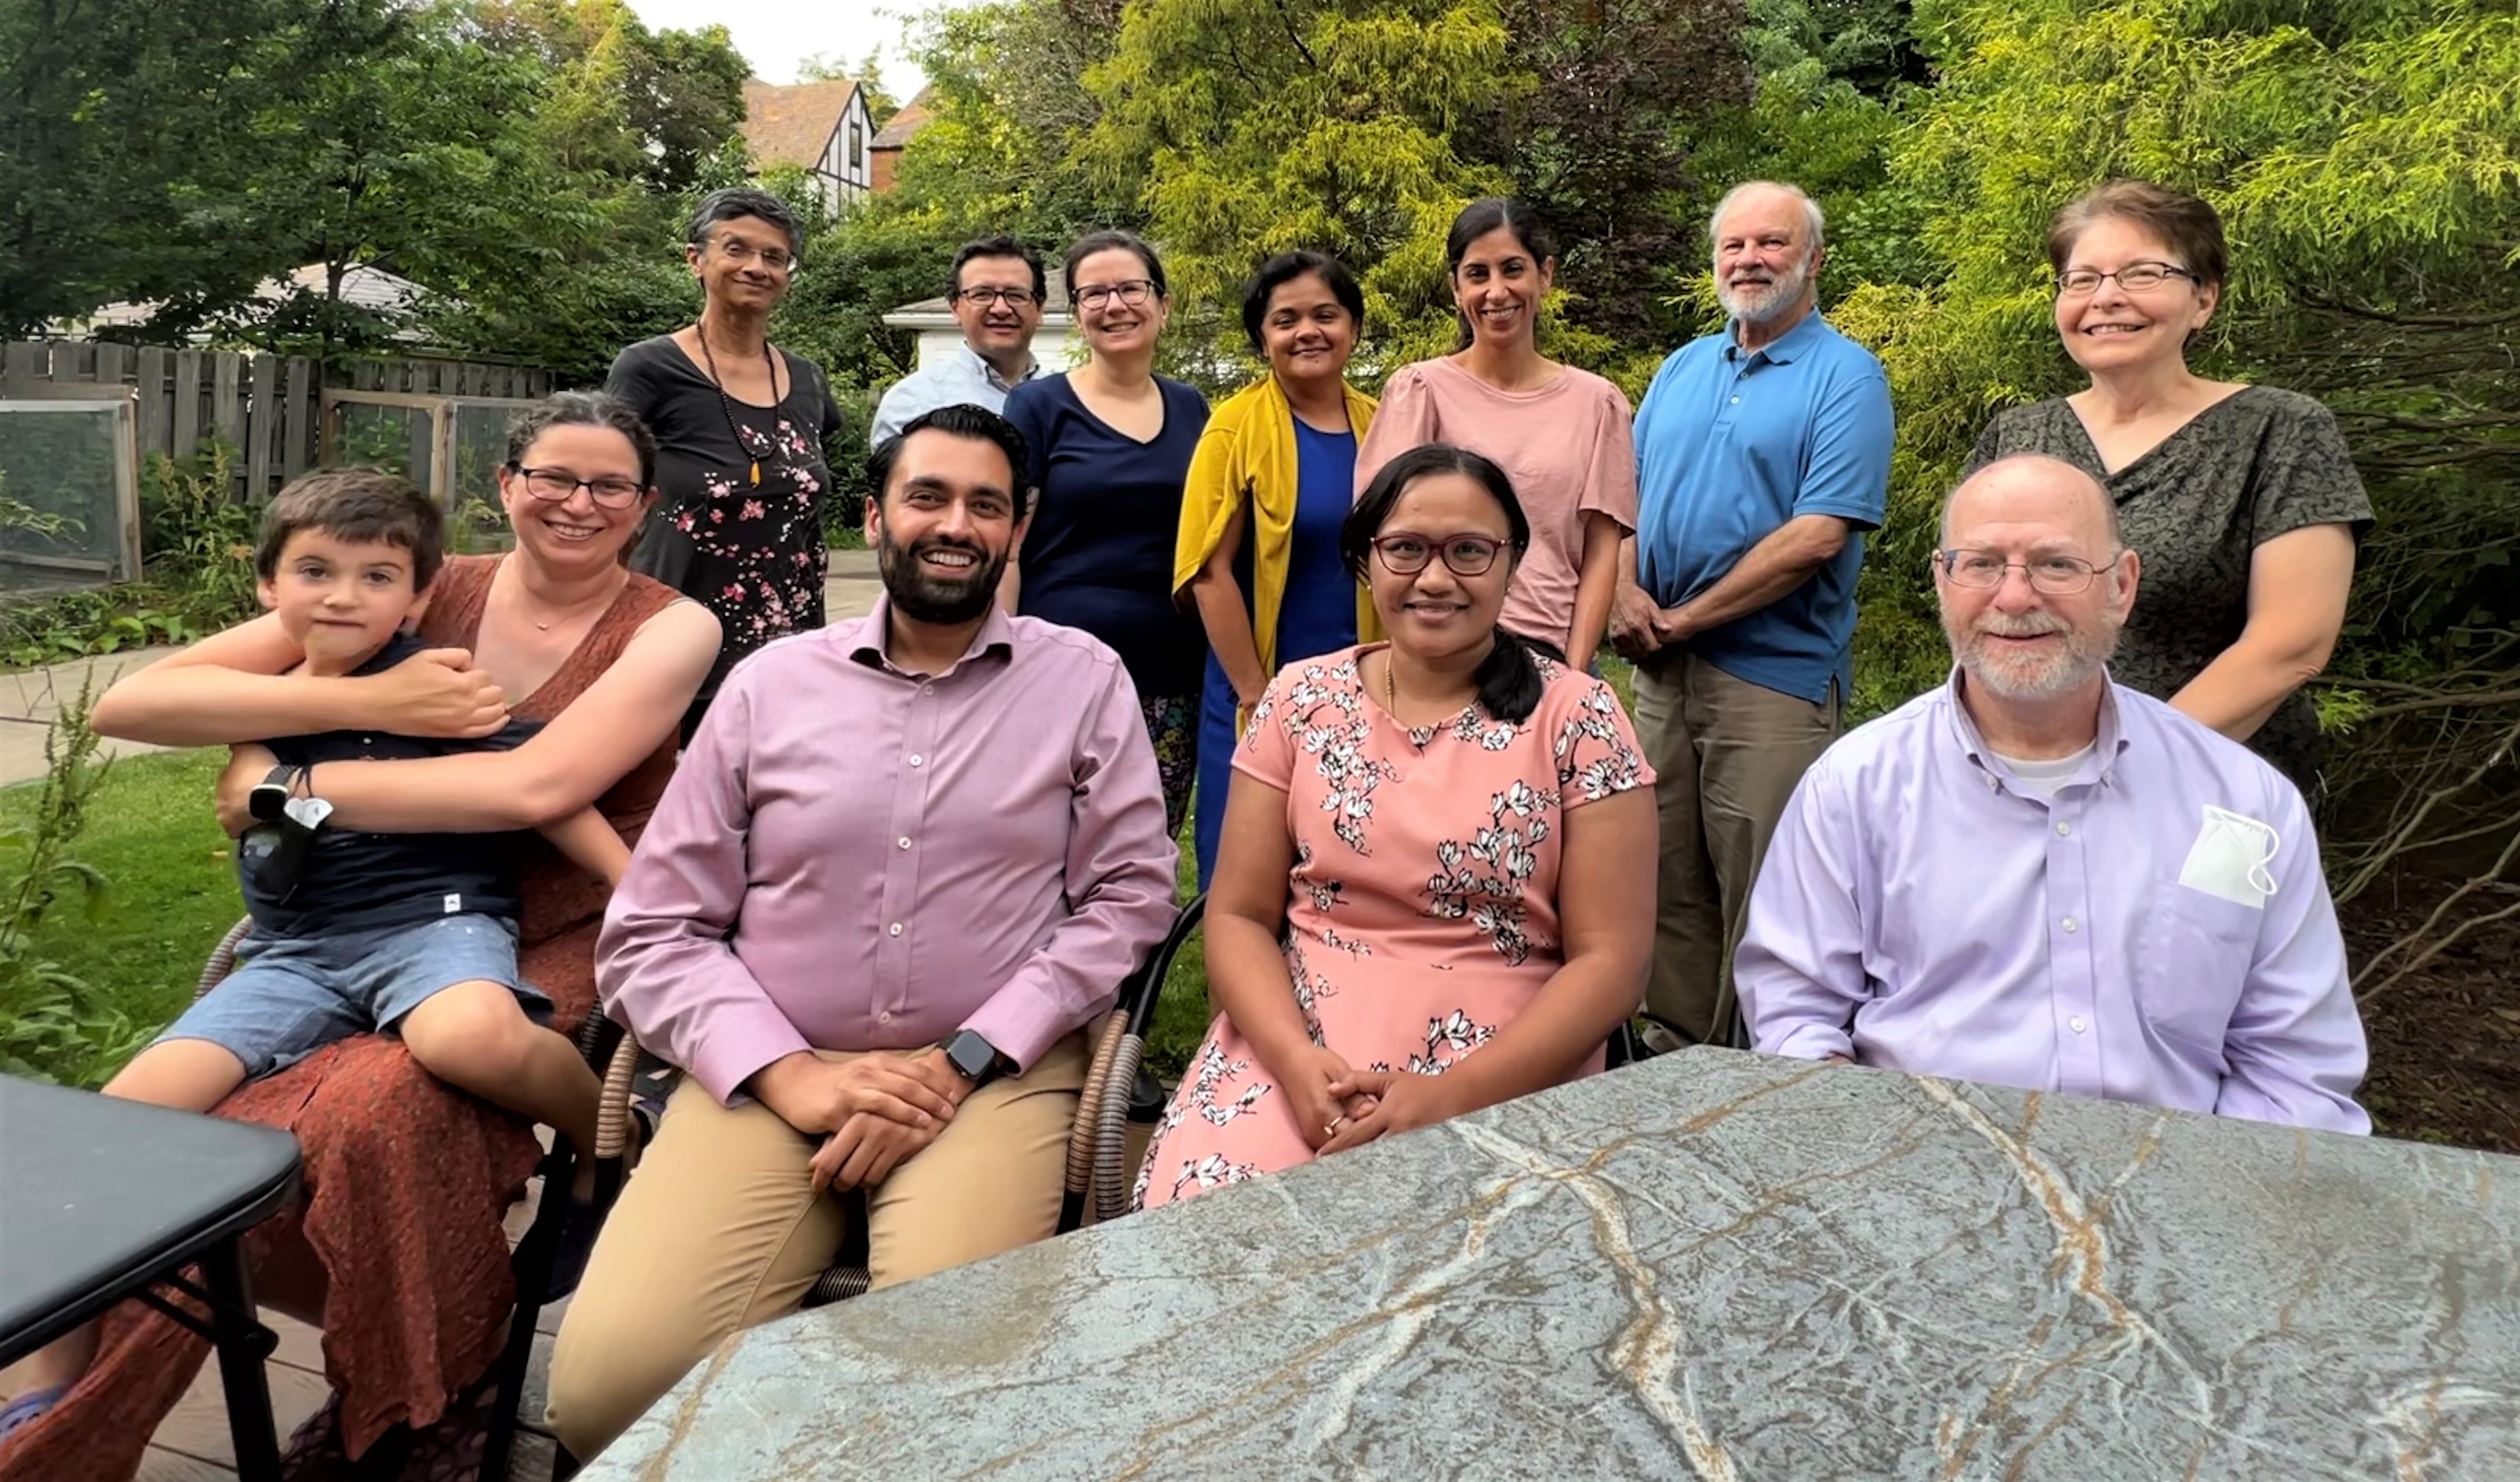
[0,556,683,1478]
[1135,645,1652,1209]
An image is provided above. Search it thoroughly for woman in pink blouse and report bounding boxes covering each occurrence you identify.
[1135,444,1655,1208]
[1356,198,1639,667]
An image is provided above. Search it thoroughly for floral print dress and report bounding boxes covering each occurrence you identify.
[606,334,846,737]
[1135,644,1653,1209]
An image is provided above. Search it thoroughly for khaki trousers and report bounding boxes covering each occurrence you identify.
[545,1031,1089,1459]
[1631,649,1838,1046]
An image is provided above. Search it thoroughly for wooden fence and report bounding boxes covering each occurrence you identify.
[0,339,555,503]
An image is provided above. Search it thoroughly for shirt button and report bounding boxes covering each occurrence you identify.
[879,1011,894,1024]
[2056,821,2071,836]
[909,754,924,768]
[2062,917,2079,934]
[897,837,912,850]
[2070,1016,2087,1035]
[921,684,934,696]
[888,922,904,937]
[1729,396,1740,404]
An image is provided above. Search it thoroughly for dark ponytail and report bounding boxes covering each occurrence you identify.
[1342,443,1565,725]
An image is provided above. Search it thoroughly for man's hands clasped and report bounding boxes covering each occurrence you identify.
[752,1049,973,1192]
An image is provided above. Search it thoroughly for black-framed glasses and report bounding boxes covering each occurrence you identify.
[1935,548,2114,595]
[2055,262,2197,298]
[954,286,1038,308]
[1372,533,1504,578]
[1074,279,1155,311]
[510,464,645,509]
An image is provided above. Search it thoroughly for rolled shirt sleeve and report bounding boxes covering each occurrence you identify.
[958,656,1180,1069]
[595,679,814,1104]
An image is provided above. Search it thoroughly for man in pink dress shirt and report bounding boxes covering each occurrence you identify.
[1735,454,2369,1134]
[546,404,1180,1460]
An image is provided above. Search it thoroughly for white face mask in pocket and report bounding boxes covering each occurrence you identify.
[2177,804,2280,908]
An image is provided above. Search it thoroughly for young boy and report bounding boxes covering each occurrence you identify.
[1,470,621,1436]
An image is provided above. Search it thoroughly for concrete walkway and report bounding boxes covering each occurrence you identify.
[0,550,886,788]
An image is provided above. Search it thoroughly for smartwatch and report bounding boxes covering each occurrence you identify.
[939,1029,1007,1087]
[248,764,299,825]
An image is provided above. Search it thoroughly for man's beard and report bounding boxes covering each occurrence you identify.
[1946,609,2119,702]
[878,530,1004,625]
[1716,253,1813,326]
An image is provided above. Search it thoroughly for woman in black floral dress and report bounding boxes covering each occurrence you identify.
[609,188,845,739]
[1969,180,2371,796]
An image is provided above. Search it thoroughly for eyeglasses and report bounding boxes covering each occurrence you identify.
[716,240,794,273]
[1074,279,1156,311]
[510,464,645,509]
[954,286,1038,308]
[1935,549,2115,595]
[2055,262,2197,298]
[1371,533,1505,578]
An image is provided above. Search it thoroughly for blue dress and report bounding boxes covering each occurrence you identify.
[1003,374,1212,834]
[1192,417,1359,887]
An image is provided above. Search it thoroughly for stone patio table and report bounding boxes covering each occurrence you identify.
[583,1047,2520,1480]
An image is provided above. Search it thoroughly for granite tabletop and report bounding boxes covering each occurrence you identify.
[584,1048,2520,1480]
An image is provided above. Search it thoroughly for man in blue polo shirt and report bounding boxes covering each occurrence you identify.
[1611,179,1895,1050]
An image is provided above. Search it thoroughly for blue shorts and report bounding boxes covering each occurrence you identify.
[155,913,548,1079]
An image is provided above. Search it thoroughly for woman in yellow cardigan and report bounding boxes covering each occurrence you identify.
[1177,251,1380,887]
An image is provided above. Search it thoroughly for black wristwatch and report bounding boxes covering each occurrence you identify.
[248,764,299,824]
[939,1029,1008,1087]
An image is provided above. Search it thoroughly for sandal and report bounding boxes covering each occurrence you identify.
[0,1387,63,1445]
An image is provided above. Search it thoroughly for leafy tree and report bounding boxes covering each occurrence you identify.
[1827,0,2520,972]
[1079,0,1520,385]
[0,0,328,335]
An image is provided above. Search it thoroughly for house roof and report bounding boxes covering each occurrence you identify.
[885,265,1072,323]
[70,263,441,339]
[870,87,935,151]
[740,77,863,172]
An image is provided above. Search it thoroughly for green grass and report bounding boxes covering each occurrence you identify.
[2,747,244,1080]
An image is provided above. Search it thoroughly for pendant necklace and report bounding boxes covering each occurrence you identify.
[696,323,782,488]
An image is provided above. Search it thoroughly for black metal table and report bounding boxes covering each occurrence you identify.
[1,1075,302,1478]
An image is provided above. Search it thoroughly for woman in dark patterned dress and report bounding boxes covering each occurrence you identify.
[1136,445,1654,1210]
[609,188,846,740]
[1968,180,2371,797]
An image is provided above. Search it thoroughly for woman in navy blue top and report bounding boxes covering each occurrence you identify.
[1003,230,1212,835]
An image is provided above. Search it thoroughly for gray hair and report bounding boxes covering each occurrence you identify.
[685,187,804,259]
[1707,181,1826,254]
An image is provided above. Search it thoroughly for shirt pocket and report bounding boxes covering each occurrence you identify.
[2133,882,2260,1048]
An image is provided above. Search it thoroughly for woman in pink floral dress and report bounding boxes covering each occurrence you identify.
[1137,443,1656,1209]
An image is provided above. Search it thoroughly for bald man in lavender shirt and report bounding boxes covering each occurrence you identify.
[1736,455,2369,1134]
[546,405,1179,1460]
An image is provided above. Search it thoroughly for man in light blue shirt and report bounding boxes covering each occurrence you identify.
[869,236,1049,446]
[1612,180,1895,1050]
[1735,455,2368,1133]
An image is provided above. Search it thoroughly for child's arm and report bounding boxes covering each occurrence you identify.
[539,806,631,888]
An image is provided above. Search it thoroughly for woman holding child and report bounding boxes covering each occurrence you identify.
[1135,445,1654,1209]
[0,393,718,1478]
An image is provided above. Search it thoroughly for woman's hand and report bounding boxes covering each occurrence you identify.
[1317,1069,1458,1155]
[1277,1043,1379,1151]
[370,648,512,739]
[216,745,279,837]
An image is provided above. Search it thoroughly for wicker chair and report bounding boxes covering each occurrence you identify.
[587,893,1207,1309]
[192,914,600,1482]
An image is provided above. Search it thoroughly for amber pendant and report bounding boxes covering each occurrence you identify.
[748,460,761,486]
